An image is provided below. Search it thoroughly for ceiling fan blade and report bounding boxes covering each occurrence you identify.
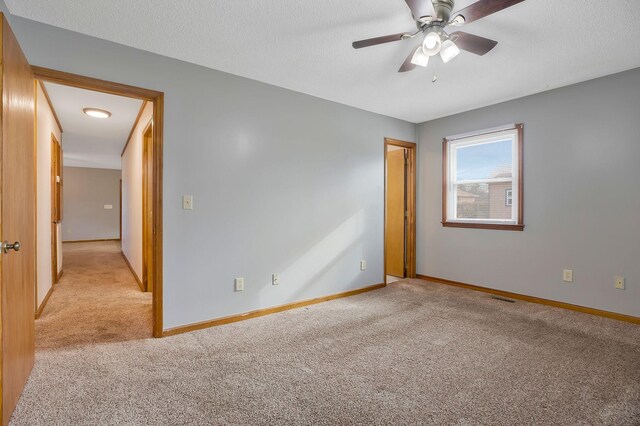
[398,46,420,73]
[404,0,435,21]
[452,0,525,24]
[450,32,498,56]
[352,32,407,49]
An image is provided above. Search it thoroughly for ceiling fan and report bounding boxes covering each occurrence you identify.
[352,0,526,72]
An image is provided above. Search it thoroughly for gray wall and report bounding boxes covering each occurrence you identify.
[7,14,415,329]
[62,167,121,242]
[417,68,640,317]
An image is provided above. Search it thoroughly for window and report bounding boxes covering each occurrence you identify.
[442,124,523,231]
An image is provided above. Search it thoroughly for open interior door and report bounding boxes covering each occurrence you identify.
[385,147,407,278]
[0,13,36,426]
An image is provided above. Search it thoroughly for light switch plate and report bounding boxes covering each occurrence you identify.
[615,276,625,290]
[360,260,367,271]
[272,273,280,286]
[234,277,244,292]
[104,204,113,210]
[563,269,573,282]
[182,195,193,210]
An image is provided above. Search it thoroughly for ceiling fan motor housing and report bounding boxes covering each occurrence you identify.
[431,0,455,22]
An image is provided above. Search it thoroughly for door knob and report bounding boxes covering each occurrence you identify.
[2,241,20,254]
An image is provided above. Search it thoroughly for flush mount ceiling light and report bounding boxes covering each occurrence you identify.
[352,0,523,73]
[83,108,111,119]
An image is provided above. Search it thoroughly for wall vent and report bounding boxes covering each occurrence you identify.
[491,296,516,303]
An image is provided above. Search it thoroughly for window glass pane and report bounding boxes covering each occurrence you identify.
[455,183,489,219]
[456,139,512,181]
[455,182,513,220]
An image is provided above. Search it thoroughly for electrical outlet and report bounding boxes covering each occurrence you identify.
[360,260,367,271]
[563,269,573,282]
[234,277,244,292]
[182,195,193,210]
[272,273,280,286]
[615,276,625,290]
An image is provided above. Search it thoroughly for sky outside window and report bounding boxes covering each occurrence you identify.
[456,139,512,181]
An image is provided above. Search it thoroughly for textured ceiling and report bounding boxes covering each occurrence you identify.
[11,1,640,123]
[44,82,142,169]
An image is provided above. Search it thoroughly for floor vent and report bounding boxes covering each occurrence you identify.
[491,296,516,303]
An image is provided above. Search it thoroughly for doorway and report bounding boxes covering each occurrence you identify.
[33,79,157,349]
[384,138,416,284]
[32,67,164,338]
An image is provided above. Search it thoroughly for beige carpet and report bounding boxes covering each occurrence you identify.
[11,257,640,424]
[35,241,152,350]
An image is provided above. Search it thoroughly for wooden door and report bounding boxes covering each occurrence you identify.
[142,122,153,292]
[385,147,406,277]
[0,14,36,426]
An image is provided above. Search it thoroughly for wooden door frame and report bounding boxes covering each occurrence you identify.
[50,134,61,285]
[141,121,153,293]
[384,138,416,284]
[119,179,122,241]
[32,66,165,338]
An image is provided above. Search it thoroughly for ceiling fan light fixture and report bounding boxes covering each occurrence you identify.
[410,47,430,67]
[422,30,442,56]
[440,39,460,63]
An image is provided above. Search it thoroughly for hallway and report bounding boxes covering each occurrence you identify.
[36,241,152,350]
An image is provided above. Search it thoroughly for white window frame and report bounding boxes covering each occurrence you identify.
[442,124,524,231]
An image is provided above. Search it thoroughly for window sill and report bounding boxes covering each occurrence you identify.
[442,221,524,231]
